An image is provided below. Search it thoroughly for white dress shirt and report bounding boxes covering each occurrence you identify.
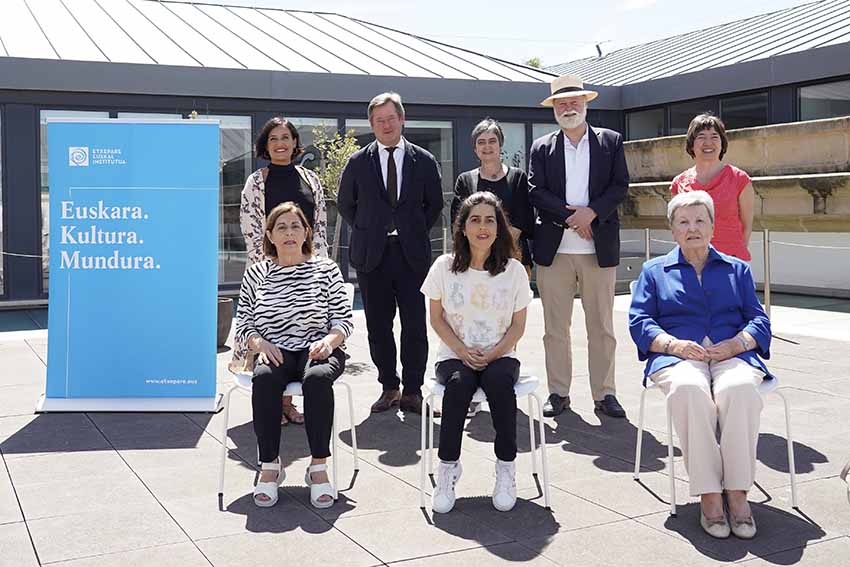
[377,137,406,199]
[557,128,595,254]
[376,137,405,235]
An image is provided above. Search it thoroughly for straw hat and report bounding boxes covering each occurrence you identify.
[540,74,598,106]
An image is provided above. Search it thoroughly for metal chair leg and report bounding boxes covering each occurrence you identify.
[528,395,538,475]
[634,387,648,480]
[774,389,799,508]
[420,393,432,508]
[338,381,360,470]
[666,394,676,516]
[428,395,436,475]
[217,385,237,497]
[531,392,551,510]
[332,399,339,500]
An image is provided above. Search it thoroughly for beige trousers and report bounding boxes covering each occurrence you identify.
[537,253,617,401]
[650,355,764,496]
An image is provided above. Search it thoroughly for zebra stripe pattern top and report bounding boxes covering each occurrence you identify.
[235,257,353,351]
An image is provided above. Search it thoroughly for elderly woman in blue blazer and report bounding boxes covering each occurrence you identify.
[629,190,771,540]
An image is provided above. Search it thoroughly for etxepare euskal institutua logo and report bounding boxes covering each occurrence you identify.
[68,146,128,167]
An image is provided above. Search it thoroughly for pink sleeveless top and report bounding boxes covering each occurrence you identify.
[670,164,752,261]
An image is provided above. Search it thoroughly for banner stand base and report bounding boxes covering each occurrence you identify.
[36,394,223,413]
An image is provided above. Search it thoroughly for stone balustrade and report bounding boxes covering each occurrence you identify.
[621,116,850,233]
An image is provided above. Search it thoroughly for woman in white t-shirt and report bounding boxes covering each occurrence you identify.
[421,191,533,514]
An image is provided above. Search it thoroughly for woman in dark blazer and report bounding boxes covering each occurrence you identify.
[451,118,534,273]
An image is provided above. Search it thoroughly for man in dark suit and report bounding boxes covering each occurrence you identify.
[338,92,443,414]
[529,75,630,418]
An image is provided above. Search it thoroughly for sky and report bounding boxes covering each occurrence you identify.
[172,0,818,67]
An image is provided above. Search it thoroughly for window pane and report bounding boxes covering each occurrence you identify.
[116,112,183,120]
[800,79,850,121]
[532,123,558,141]
[627,108,665,140]
[499,123,526,170]
[720,92,768,130]
[669,99,717,136]
[345,119,453,259]
[39,110,110,293]
[198,114,252,286]
[287,117,337,172]
[0,110,3,296]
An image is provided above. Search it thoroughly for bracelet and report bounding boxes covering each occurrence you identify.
[737,336,749,352]
[663,337,674,354]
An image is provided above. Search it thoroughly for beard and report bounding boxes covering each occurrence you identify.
[555,106,587,130]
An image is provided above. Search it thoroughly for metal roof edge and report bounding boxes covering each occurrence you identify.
[620,41,850,108]
[0,56,573,108]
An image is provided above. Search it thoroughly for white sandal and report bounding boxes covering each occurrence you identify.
[304,463,335,509]
[253,460,284,507]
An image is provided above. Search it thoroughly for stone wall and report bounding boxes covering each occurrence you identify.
[621,116,850,295]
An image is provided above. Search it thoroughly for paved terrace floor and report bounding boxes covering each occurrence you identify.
[1,293,849,567]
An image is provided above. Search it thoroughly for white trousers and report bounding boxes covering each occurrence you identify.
[650,355,764,496]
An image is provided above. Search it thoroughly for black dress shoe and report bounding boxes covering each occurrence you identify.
[594,394,626,418]
[542,394,570,417]
[371,389,400,413]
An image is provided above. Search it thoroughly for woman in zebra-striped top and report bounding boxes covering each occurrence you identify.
[235,202,353,509]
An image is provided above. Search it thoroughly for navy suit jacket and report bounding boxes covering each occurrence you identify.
[528,126,629,268]
[337,139,443,273]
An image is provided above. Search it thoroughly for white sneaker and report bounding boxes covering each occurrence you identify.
[492,459,517,512]
[432,461,462,513]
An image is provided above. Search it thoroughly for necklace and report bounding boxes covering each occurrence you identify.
[480,164,503,180]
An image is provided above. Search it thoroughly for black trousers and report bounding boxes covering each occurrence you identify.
[436,357,520,462]
[357,238,428,393]
[252,347,345,462]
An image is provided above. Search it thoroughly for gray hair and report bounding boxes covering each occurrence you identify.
[470,118,504,148]
[367,92,405,120]
[667,190,715,224]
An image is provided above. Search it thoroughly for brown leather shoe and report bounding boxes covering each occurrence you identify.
[399,392,424,414]
[371,389,401,413]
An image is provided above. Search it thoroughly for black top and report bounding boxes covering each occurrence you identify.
[451,166,534,265]
[265,162,316,227]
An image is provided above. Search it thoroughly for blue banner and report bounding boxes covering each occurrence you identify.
[44,120,219,408]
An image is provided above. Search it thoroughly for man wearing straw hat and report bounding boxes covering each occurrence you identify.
[529,74,629,418]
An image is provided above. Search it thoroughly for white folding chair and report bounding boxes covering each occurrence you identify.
[419,375,551,509]
[630,278,799,514]
[633,377,798,515]
[217,283,360,500]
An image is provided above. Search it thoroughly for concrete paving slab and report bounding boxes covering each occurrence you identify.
[0,413,111,458]
[0,522,38,567]
[741,536,850,566]
[196,527,382,567]
[0,457,22,525]
[634,500,829,563]
[453,484,623,541]
[14,470,156,521]
[160,490,323,541]
[0,384,43,418]
[524,517,719,567]
[27,503,188,564]
[332,507,511,564]
[4,449,129,486]
[556,469,691,518]
[46,542,212,567]
[0,342,45,387]
[387,542,560,566]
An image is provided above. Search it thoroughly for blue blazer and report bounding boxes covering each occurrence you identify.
[528,126,629,268]
[337,139,443,274]
[629,245,773,383]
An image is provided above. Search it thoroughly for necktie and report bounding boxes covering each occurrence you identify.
[386,146,397,233]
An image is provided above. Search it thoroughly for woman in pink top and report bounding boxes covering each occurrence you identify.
[671,114,755,261]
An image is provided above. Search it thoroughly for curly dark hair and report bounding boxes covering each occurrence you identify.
[451,191,518,276]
